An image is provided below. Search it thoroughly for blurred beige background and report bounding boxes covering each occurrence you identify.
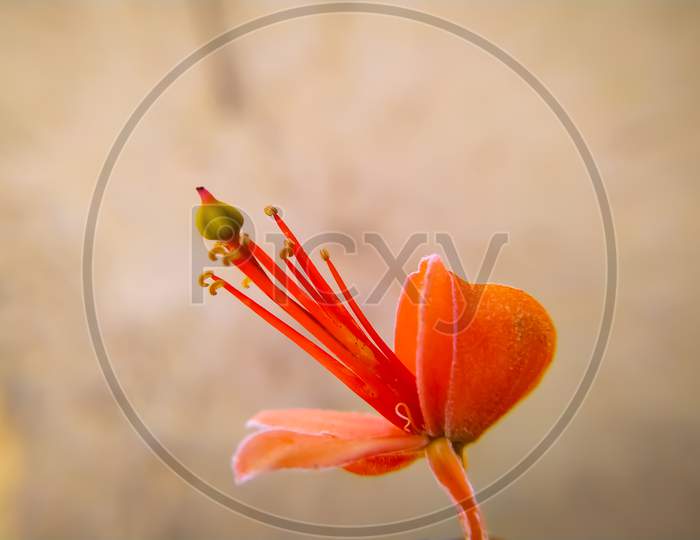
[1,1,698,539]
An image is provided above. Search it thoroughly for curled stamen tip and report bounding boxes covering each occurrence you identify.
[209,280,225,296]
[198,271,214,287]
[319,248,330,261]
[208,246,226,262]
[241,277,252,289]
[394,402,414,432]
[264,205,278,217]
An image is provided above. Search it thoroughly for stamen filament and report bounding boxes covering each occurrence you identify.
[254,239,414,403]
[201,273,380,410]
[265,209,391,364]
[283,257,325,304]
[323,252,425,429]
[259,209,423,430]
[266,208,345,309]
[323,252,397,362]
[250,237,421,400]
[200,198,425,432]
[247,239,375,365]
[258,240,429,418]
[223,244,404,418]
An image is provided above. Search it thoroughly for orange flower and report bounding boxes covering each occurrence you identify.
[195,187,556,540]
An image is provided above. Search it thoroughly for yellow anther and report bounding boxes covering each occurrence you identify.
[208,280,226,296]
[264,206,278,217]
[198,271,215,287]
[394,402,415,433]
[208,245,227,262]
[320,248,330,261]
[280,239,295,260]
[242,277,252,289]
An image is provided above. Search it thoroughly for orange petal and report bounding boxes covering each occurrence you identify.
[395,255,556,442]
[343,450,422,476]
[395,255,463,436]
[233,428,428,484]
[393,262,426,374]
[247,409,407,438]
[444,280,556,442]
[426,438,488,540]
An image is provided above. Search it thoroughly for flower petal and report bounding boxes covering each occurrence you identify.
[343,450,422,476]
[247,409,407,438]
[426,438,488,540]
[233,428,428,484]
[394,262,427,375]
[395,255,462,436]
[444,281,556,442]
[394,254,556,441]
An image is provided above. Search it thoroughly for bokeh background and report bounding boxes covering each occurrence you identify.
[1,1,698,539]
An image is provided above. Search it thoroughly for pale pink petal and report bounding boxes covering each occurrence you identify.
[233,428,428,484]
[247,408,407,438]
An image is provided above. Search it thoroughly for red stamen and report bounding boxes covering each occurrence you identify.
[283,255,374,349]
[260,209,423,430]
[246,239,377,367]
[197,197,425,432]
[206,273,389,415]
[258,241,420,411]
[323,252,424,429]
[249,239,426,430]
[264,209,396,362]
[323,252,400,363]
[283,257,325,304]
[223,244,408,425]
[266,208,344,309]
[247,240,330,323]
